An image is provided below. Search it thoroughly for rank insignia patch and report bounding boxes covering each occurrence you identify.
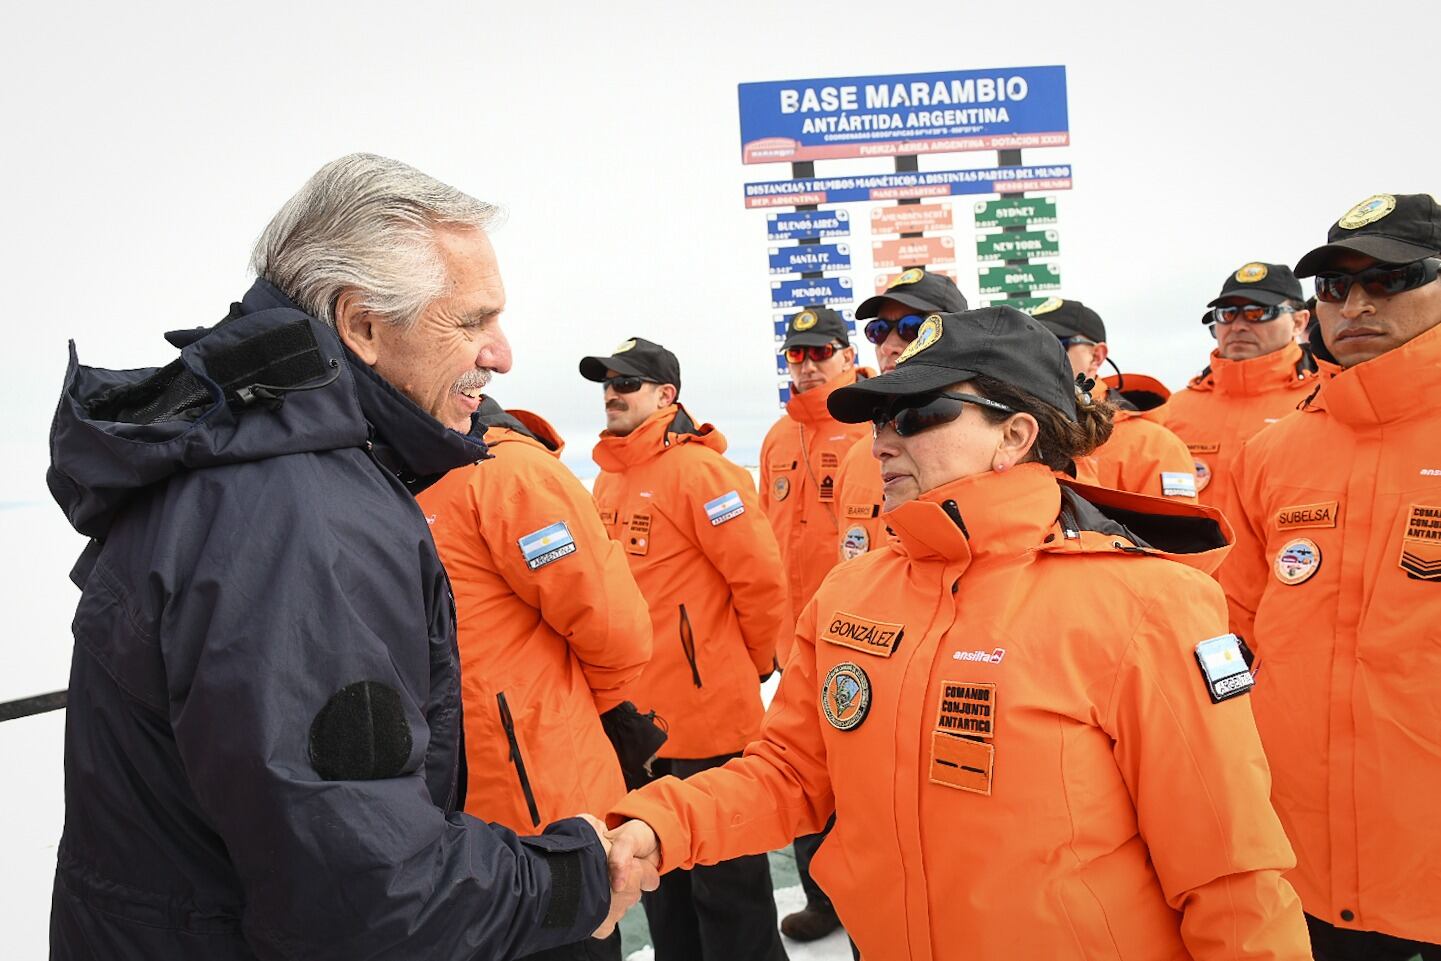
[1194,633,1254,702]
[518,521,577,571]
[821,661,872,730]
[1400,504,1441,580]
[1274,537,1321,585]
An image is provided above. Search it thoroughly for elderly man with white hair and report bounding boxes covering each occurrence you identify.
[46,154,653,961]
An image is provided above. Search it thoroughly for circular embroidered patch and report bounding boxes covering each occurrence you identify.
[896,314,943,364]
[614,338,637,353]
[889,267,925,288]
[1235,262,1269,283]
[773,476,790,501]
[792,310,818,331]
[1193,458,1212,493]
[840,524,870,560]
[1338,194,1396,230]
[821,661,872,731]
[1031,295,1064,315]
[1275,537,1321,585]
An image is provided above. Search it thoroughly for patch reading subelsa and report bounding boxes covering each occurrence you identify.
[822,611,904,657]
[1275,501,1339,532]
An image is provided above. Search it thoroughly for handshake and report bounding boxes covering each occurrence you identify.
[579,815,663,939]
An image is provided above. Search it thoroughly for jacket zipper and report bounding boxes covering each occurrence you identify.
[496,691,541,827]
[679,604,703,688]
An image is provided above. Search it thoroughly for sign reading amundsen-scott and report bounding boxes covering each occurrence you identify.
[738,66,1068,164]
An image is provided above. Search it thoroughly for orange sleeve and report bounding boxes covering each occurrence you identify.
[488,448,653,712]
[1128,421,1200,503]
[1104,570,1307,961]
[607,603,833,871]
[1217,438,1269,647]
[676,455,789,675]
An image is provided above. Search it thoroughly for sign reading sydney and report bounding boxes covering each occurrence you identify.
[738,65,1068,164]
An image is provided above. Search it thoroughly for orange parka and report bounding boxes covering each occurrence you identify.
[417,402,652,831]
[1220,322,1441,943]
[759,367,873,635]
[832,432,886,562]
[1076,376,1199,503]
[592,404,788,760]
[612,464,1308,961]
[1160,343,1327,528]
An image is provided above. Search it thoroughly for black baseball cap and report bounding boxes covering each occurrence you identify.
[1028,297,1106,343]
[579,336,681,392]
[780,307,850,349]
[827,306,1078,424]
[1203,262,1304,320]
[855,267,969,319]
[1295,193,1441,277]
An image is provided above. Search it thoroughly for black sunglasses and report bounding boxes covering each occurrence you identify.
[863,314,926,346]
[1209,304,1295,325]
[602,375,656,394]
[1059,335,1097,350]
[1314,258,1441,303]
[871,391,1016,438]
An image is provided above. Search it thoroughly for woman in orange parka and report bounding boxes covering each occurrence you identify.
[606,307,1309,961]
[417,399,653,832]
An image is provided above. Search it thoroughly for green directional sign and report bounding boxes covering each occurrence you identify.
[983,296,1056,311]
[976,229,1059,261]
[974,197,1057,228]
[978,263,1061,295]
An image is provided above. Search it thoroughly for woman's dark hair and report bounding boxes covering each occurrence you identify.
[965,374,1115,472]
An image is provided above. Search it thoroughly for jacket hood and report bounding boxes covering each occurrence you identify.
[1308,314,1441,427]
[786,366,874,425]
[472,397,564,455]
[1184,342,1320,396]
[591,403,724,473]
[881,464,1231,576]
[1101,372,1171,413]
[48,278,486,539]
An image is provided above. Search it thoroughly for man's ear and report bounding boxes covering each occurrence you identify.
[1291,309,1310,341]
[657,384,679,408]
[998,412,1041,469]
[1088,342,1109,378]
[335,290,381,365]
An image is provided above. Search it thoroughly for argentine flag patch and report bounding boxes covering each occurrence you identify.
[518,521,577,570]
[705,490,745,527]
[1161,472,1198,498]
[1194,633,1254,703]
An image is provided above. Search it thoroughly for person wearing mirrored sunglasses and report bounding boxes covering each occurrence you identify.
[759,306,872,655]
[1030,297,1198,503]
[603,306,1309,961]
[579,336,791,961]
[1221,193,1441,961]
[1161,262,1327,543]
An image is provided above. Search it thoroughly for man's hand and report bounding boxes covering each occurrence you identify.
[578,814,658,939]
[605,819,660,888]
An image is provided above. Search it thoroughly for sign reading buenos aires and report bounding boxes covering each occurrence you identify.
[738,66,1068,164]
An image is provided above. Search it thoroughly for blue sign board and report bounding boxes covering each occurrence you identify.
[771,276,853,309]
[769,243,851,275]
[767,209,850,240]
[744,164,1071,209]
[738,66,1069,164]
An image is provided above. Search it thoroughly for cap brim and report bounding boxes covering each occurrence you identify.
[579,355,647,382]
[827,363,977,423]
[1205,288,1291,308]
[780,332,844,350]
[855,290,947,319]
[1295,236,1438,276]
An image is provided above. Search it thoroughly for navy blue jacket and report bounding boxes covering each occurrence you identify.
[46,280,610,960]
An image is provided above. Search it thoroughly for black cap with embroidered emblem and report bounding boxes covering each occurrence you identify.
[1027,297,1106,343]
[1202,262,1304,319]
[827,306,1078,423]
[855,267,969,319]
[780,307,851,349]
[579,336,681,391]
[1295,193,1441,276]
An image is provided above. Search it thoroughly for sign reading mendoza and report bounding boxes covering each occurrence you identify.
[744,165,1072,209]
[738,65,1069,164]
[518,521,577,570]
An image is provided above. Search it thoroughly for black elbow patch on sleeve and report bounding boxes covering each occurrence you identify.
[541,850,583,930]
[308,681,413,781]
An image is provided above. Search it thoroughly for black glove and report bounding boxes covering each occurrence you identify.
[599,701,669,791]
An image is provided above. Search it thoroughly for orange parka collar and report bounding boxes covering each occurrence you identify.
[883,464,1061,567]
[1186,342,1311,396]
[1312,318,1441,428]
[591,403,725,472]
[785,366,874,425]
[478,404,566,458]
